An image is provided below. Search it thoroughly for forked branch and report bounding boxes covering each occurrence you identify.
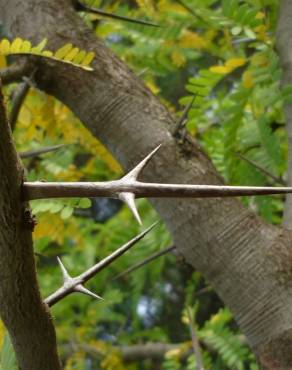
[23,145,292,224]
[45,223,157,306]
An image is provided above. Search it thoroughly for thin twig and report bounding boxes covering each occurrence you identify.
[137,68,149,77]
[175,0,206,22]
[112,245,175,280]
[173,96,196,136]
[45,223,157,306]
[0,60,33,85]
[9,69,36,130]
[236,152,285,186]
[186,306,205,370]
[194,286,212,297]
[77,0,160,27]
[19,144,66,159]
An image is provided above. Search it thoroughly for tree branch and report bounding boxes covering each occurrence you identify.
[3,0,292,367]
[186,306,205,370]
[19,144,65,159]
[22,145,292,227]
[74,0,160,27]
[23,180,292,200]
[0,60,34,85]
[63,341,189,362]
[45,223,157,306]
[0,81,60,369]
[112,245,176,280]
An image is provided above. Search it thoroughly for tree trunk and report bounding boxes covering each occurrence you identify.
[0,83,60,369]
[1,0,292,368]
[277,0,292,230]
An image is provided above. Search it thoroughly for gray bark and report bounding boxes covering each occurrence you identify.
[0,84,60,369]
[277,0,292,229]
[1,0,292,368]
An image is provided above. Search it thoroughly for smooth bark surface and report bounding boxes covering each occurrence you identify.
[1,0,292,368]
[0,84,60,369]
[277,0,292,229]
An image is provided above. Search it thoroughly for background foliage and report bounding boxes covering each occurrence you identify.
[0,0,286,368]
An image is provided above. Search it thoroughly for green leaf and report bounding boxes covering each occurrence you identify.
[61,206,74,219]
[0,335,17,370]
[78,198,91,209]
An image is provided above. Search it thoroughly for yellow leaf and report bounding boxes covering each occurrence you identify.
[0,320,6,349]
[0,39,10,55]
[54,43,73,59]
[158,1,188,14]
[165,348,182,359]
[242,71,254,88]
[73,50,86,64]
[225,58,246,69]
[19,106,32,126]
[0,55,7,68]
[31,38,47,53]
[21,40,32,53]
[145,77,161,94]
[42,50,53,57]
[10,37,23,53]
[209,65,231,74]
[136,0,155,14]
[256,11,265,20]
[251,53,268,67]
[81,51,95,66]
[180,30,207,49]
[255,25,269,41]
[64,47,79,62]
[171,50,186,68]
[182,314,190,325]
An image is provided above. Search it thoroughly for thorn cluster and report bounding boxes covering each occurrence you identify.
[45,223,157,306]
[23,145,292,225]
[118,144,162,224]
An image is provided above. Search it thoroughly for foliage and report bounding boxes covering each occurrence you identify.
[0,37,95,70]
[0,0,287,369]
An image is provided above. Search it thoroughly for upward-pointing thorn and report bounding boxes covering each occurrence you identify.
[57,257,71,281]
[119,145,161,224]
[123,144,162,181]
[119,192,142,225]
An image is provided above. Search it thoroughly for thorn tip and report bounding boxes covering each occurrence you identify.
[57,256,71,281]
[123,144,162,181]
[74,284,103,300]
[119,192,142,225]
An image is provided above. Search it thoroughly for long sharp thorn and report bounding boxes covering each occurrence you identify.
[44,224,158,307]
[20,144,66,159]
[119,192,142,225]
[173,96,196,136]
[79,222,159,282]
[77,1,160,27]
[112,245,175,281]
[74,284,103,300]
[57,257,71,281]
[235,152,285,185]
[178,96,196,126]
[123,144,162,181]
